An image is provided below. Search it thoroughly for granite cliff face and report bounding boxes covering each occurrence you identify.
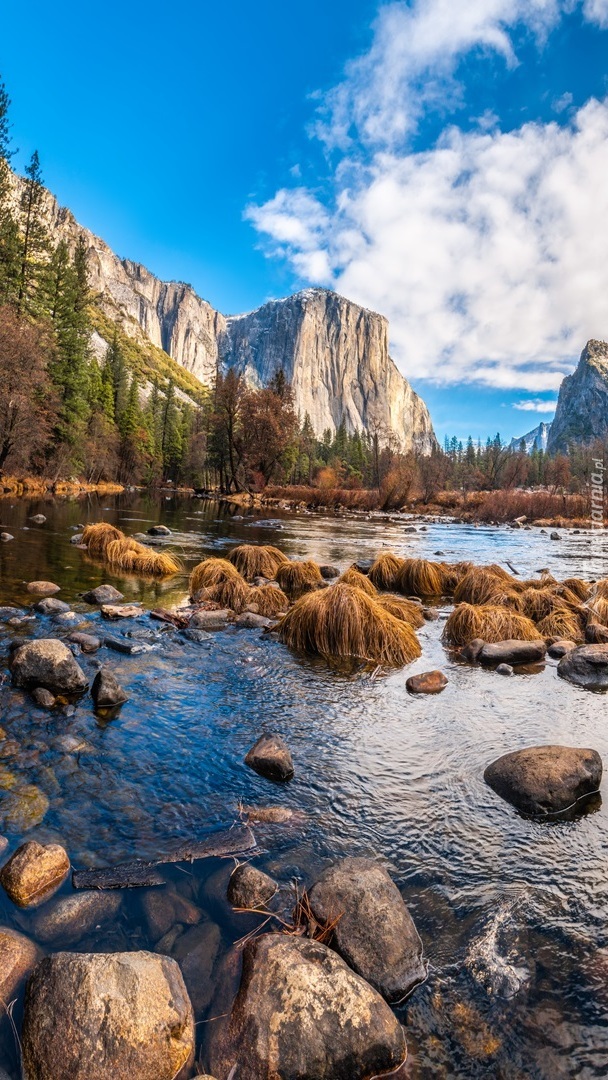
[8,172,436,450]
[547,340,608,454]
[510,421,552,453]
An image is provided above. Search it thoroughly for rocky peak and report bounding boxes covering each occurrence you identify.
[547,339,608,453]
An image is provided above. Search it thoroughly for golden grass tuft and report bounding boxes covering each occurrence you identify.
[587,596,608,626]
[368,553,406,591]
[484,588,526,613]
[594,579,608,600]
[561,578,592,602]
[438,561,475,595]
[82,522,123,555]
[276,560,323,600]
[189,557,242,596]
[246,584,290,617]
[536,608,584,642]
[374,594,426,629]
[338,567,378,595]
[277,583,421,667]
[443,603,542,646]
[204,576,250,613]
[396,558,444,598]
[453,567,515,606]
[104,536,181,577]
[228,544,288,581]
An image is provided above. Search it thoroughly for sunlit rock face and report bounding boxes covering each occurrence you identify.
[548,339,608,453]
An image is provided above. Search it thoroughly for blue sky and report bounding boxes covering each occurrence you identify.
[3,0,608,444]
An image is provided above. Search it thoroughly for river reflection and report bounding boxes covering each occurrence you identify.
[0,491,606,1077]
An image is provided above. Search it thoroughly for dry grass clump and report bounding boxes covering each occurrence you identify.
[338,567,378,595]
[189,557,242,596]
[484,588,526,613]
[537,608,584,642]
[104,537,181,576]
[204,576,250,613]
[228,544,288,581]
[375,594,425,629]
[247,584,290,617]
[443,603,542,646]
[453,567,514,606]
[276,560,323,600]
[368,553,406,591]
[438,561,475,595]
[593,579,608,600]
[82,522,122,555]
[586,596,608,626]
[561,578,592,602]
[396,558,444,598]
[277,583,421,667]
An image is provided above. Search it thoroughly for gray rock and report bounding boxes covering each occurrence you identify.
[10,639,88,695]
[68,632,101,653]
[54,611,81,626]
[484,745,603,816]
[245,734,294,782]
[309,857,426,1003]
[91,667,128,709]
[548,339,608,453]
[70,532,83,544]
[82,584,124,604]
[460,637,486,661]
[104,635,150,655]
[319,564,340,579]
[32,687,56,709]
[352,558,374,574]
[496,663,514,676]
[478,640,546,665]
[550,531,560,540]
[189,608,232,630]
[558,644,608,689]
[34,597,70,614]
[585,621,608,644]
[169,921,221,1016]
[0,926,41,1002]
[148,525,171,536]
[31,889,122,944]
[181,628,210,644]
[209,934,407,1080]
[234,611,273,629]
[22,951,195,1080]
[547,639,577,658]
[227,864,277,909]
[141,888,202,943]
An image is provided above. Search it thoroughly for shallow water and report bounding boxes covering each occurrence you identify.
[0,492,607,1077]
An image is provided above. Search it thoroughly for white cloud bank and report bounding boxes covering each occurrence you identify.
[247,0,608,393]
[514,399,558,412]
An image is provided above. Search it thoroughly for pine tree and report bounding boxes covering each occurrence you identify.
[0,76,20,304]
[48,236,93,464]
[162,379,183,479]
[18,150,48,314]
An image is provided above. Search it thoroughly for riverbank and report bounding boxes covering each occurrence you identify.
[0,476,124,498]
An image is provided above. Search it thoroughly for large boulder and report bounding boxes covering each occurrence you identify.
[0,927,41,1001]
[558,644,608,689]
[0,840,70,908]
[22,951,195,1080]
[10,639,88,695]
[478,640,546,666]
[484,745,603,816]
[208,934,406,1080]
[309,857,426,1003]
[245,734,294,782]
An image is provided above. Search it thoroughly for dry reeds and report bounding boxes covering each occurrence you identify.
[368,553,405,591]
[453,567,514,606]
[83,524,180,577]
[443,603,542,646]
[228,544,288,581]
[204,576,250,613]
[561,578,592,602]
[81,522,122,555]
[587,596,608,626]
[438,561,475,595]
[277,583,421,667]
[375,594,425,629]
[189,557,242,596]
[338,567,378,596]
[276,560,323,600]
[594,579,608,600]
[396,558,444,598]
[247,584,290,617]
[536,608,584,642]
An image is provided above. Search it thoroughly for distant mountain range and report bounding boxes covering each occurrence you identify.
[509,421,552,453]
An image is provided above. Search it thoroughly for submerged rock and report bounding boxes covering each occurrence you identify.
[26,581,60,595]
[461,638,486,661]
[484,745,602,816]
[0,840,70,908]
[0,785,50,831]
[478,640,546,666]
[10,639,88,695]
[208,934,407,1080]
[0,926,41,1002]
[234,611,273,629]
[309,857,426,1003]
[245,734,294,782]
[406,670,448,694]
[496,663,514,676]
[68,632,101,653]
[558,644,608,689]
[227,863,277,909]
[169,921,221,1016]
[29,514,46,524]
[82,584,124,604]
[22,951,195,1080]
[141,888,202,943]
[148,525,171,536]
[91,667,128,708]
[34,597,70,615]
[189,609,232,630]
[31,687,56,709]
[31,889,122,944]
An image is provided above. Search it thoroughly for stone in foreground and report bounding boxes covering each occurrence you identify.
[227,863,277,909]
[22,951,195,1080]
[309,857,425,1003]
[484,745,602,816]
[406,670,448,694]
[548,639,577,659]
[245,734,294,781]
[208,934,406,1080]
[558,644,608,689]
[82,584,124,604]
[10,639,88,695]
[0,926,41,1002]
[478,640,546,666]
[91,666,128,709]
[0,840,70,908]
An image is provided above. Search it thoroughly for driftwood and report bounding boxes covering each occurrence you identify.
[72,825,256,891]
[150,607,190,628]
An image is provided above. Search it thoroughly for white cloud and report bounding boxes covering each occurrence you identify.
[584,0,608,28]
[247,1,608,393]
[514,399,558,411]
